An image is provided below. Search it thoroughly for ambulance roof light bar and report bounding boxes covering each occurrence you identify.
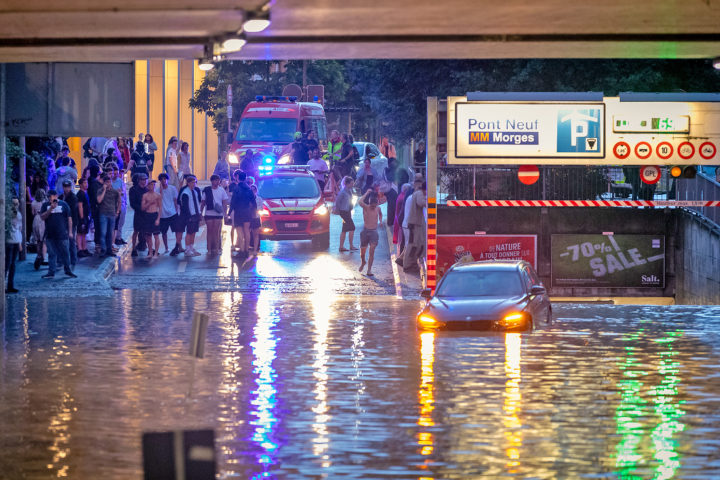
[254,95,298,102]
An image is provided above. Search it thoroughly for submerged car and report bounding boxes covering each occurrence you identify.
[256,167,330,249]
[417,260,552,331]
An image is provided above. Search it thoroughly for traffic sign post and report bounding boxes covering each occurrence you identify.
[699,142,717,160]
[613,141,630,159]
[677,142,694,160]
[656,142,673,160]
[634,142,652,160]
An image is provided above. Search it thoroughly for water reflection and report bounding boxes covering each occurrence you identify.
[47,336,74,478]
[503,333,523,473]
[249,290,280,478]
[615,328,686,480]
[310,289,332,469]
[417,332,435,479]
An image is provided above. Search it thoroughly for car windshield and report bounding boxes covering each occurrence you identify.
[236,118,297,143]
[435,270,525,297]
[257,176,320,199]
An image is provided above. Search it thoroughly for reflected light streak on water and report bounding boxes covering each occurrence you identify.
[649,331,685,480]
[218,291,245,469]
[310,289,333,469]
[417,332,436,480]
[249,290,280,478]
[614,328,686,480]
[503,333,523,473]
[46,336,74,478]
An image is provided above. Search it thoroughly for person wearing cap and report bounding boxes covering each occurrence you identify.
[129,173,149,257]
[59,179,79,268]
[141,179,163,257]
[291,131,309,165]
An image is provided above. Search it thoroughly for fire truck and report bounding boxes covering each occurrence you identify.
[227,95,328,174]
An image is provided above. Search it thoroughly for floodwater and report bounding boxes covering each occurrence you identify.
[3,293,720,479]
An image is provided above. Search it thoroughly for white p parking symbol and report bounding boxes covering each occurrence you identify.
[561,111,599,147]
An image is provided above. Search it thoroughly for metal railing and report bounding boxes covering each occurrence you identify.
[438,165,678,203]
[676,172,720,227]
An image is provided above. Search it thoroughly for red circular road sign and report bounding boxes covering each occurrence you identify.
[656,142,673,160]
[635,142,652,160]
[613,142,631,159]
[699,142,717,160]
[677,141,695,160]
[640,165,662,185]
[518,165,540,185]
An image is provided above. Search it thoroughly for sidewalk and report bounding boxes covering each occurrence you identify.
[382,209,424,298]
[7,217,134,298]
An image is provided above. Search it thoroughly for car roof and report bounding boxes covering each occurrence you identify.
[449,260,529,272]
[261,167,314,178]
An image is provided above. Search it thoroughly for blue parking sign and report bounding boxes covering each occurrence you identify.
[557,108,602,153]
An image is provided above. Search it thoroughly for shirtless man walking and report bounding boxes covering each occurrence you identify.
[141,179,163,257]
[358,189,382,277]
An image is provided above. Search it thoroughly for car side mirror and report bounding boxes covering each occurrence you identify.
[530,285,546,296]
[420,289,432,300]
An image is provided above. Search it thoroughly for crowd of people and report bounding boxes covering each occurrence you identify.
[5,131,427,293]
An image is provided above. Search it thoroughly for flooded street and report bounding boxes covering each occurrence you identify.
[3,292,720,479]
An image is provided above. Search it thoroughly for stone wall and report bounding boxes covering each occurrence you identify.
[675,211,720,305]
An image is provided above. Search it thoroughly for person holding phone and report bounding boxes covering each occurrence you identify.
[39,190,76,278]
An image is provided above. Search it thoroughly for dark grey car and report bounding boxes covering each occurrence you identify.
[417,260,552,331]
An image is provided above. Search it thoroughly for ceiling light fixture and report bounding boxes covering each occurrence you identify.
[198,44,215,71]
[713,57,720,70]
[221,37,247,53]
[243,3,271,33]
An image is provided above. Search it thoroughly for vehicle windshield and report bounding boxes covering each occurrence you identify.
[257,176,320,199]
[236,118,297,143]
[435,270,525,297]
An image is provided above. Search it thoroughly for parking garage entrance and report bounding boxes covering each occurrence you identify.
[425,93,720,303]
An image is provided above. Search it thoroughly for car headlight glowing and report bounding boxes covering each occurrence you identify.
[418,314,439,328]
[228,153,239,164]
[277,154,292,165]
[313,204,328,215]
[263,156,274,164]
[259,208,270,217]
[499,312,527,328]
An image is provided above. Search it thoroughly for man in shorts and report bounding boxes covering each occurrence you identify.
[157,172,183,255]
[335,176,357,252]
[358,189,382,276]
[178,175,202,257]
[141,179,163,257]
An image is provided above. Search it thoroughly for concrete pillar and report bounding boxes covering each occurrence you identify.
[1,63,6,320]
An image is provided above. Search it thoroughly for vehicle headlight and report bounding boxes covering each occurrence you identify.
[498,312,528,328]
[277,154,292,165]
[259,208,270,217]
[351,195,358,206]
[313,204,328,215]
[417,314,439,328]
[228,153,239,164]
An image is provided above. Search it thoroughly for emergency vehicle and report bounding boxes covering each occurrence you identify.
[227,95,328,174]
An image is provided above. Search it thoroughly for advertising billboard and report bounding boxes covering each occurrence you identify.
[551,234,665,288]
[436,234,537,278]
[453,102,605,160]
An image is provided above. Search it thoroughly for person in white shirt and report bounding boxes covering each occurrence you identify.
[178,175,202,257]
[156,172,182,255]
[307,148,329,191]
[201,174,229,256]
[164,136,180,190]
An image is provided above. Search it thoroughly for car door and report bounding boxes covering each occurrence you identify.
[527,266,550,322]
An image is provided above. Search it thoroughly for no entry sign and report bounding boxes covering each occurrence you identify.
[518,165,540,185]
[640,165,662,184]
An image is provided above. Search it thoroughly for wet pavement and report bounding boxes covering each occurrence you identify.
[4,204,720,479]
[4,291,720,479]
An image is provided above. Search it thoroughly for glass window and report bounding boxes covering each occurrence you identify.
[521,269,533,291]
[236,118,297,143]
[370,144,381,156]
[435,270,524,297]
[257,176,320,199]
[527,266,541,286]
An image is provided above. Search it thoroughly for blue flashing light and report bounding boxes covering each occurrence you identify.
[313,95,319,102]
[263,156,273,164]
[255,95,263,101]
